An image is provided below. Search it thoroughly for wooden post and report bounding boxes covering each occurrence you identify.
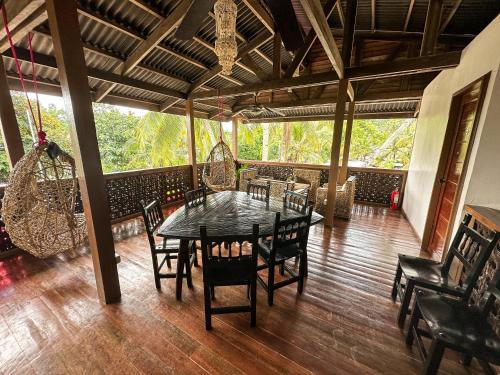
[46,0,121,304]
[186,99,198,189]
[0,56,24,167]
[342,0,358,67]
[325,79,349,227]
[339,101,355,183]
[231,116,238,160]
[420,0,443,56]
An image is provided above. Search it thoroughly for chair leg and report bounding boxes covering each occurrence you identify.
[397,279,414,328]
[185,252,193,288]
[203,283,212,330]
[166,255,172,269]
[405,299,421,346]
[192,242,199,267]
[422,339,445,375]
[460,354,473,367]
[267,262,275,306]
[250,279,257,327]
[151,252,161,289]
[391,262,402,301]
[279,262,285,276]
[298,252,306,294]
[210,285,215,300]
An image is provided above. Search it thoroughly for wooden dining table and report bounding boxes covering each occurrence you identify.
[157,191,323,300]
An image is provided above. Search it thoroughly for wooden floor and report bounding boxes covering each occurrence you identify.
[0,204,482,375]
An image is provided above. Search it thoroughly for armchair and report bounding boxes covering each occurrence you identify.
[315,176,356,219]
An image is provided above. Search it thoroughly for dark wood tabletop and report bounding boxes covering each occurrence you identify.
[158,191,323,240]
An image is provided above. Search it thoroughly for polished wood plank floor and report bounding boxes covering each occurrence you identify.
[0,204,482,375]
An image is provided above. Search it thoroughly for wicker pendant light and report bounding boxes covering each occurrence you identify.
[214,0,238,75]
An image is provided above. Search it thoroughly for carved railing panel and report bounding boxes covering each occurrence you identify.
[105,166,192,221]
[0,189,15,255]
[238,160,407,206]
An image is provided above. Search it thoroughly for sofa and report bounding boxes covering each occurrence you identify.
[314,176,356,219]
[239,168,310,200]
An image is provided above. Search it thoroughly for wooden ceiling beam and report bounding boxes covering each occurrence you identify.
[403,0,415,32]
[241,0,274,34]
[191,52,460,100]
[336,1,345,29]
[420,0,443,56]
[285,0,337,78]
[299,0,344,78]
[0,0,47,53]
[439,0,463,34]
[330,29,474,43]
[342,0,358,67]
[5,47,186,100]
[95,0,192,102]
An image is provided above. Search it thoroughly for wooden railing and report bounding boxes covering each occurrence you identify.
[0,160,406,256]
[238,160,408,206]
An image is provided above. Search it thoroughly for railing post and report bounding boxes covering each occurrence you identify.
[46,0,121,304]
[0,56,24,168]
[186,99,198,189]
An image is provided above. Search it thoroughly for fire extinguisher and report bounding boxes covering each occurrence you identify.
[390,187,400,210]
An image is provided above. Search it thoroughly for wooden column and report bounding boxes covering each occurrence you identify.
[339,101,355,184]
[0,56,24,167]
[186,99,198,189]
[231,116,238,160]
[420,0,443,56]
[325,79,349,228]
[342,0,358,67]
[46,0,120,304]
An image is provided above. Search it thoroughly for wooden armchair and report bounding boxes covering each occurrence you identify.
[314,176,356,219]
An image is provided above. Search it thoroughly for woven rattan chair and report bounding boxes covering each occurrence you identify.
[391,213,500,328]
[199,224,260,330]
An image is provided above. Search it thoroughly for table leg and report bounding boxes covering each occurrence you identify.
[176,239,189,300]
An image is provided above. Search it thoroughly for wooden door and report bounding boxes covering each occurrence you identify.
[428,81,483,253]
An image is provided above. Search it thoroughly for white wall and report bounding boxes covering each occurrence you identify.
[403,15,500,242]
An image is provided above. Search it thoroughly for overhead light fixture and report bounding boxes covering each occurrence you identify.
[214,0,237,75]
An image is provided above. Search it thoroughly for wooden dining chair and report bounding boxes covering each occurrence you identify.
[391,213,500,328]
[184,186,207,208]
[283,189,309,214]
[199,224,260,330]
[246,180,271,203]
[406,269,500,375]
[139,199,196,289]
[257,207,313,306]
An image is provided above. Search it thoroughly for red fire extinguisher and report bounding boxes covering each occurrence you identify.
[390,187,400,210]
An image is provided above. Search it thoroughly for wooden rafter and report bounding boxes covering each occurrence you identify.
[94,0,192,102]
[342,0,358,67]
[299,0,344,78]
[420,0,443,56]
[371,0,376,32]
[439,0,463,34]
[403,0,415,32]
[242,0,274,34]
[191,52,460,100]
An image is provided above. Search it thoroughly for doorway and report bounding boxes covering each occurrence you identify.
[422,74,490,254]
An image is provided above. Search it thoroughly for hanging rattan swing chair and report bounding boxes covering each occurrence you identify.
[0,12,87,258]
[202,139,237,192]
[2,142,87,258]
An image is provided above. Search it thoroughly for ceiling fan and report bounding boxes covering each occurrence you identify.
[241,93,286,117]
[175,0,304,52]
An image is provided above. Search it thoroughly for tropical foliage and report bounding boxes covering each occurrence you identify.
[0,93,416,183]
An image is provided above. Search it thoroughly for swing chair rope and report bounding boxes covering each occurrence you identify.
[1,4,46,145]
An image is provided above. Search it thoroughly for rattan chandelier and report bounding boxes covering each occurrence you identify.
[214,0,237,75]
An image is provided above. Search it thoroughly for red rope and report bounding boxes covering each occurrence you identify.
[1,5,45,145]
[217,94,224,142]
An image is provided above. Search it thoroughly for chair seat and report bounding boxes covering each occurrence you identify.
[207,257,254,286]
[398,254,461,293]
[415,289,500,364]
[154,238,181,254]
[258,239,302,263]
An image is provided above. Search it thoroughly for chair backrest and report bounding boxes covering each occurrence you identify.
[269,207,313,258]
[478,269,500,334]
[185,186,207,208]
[199,224,260,282]
[283,189,309,214]
[246,180,270,202]
[139,199,164,250]
[441,213,500,295]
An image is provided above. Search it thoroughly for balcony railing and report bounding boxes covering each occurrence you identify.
[0,161,406,256]
[238,160,407,206]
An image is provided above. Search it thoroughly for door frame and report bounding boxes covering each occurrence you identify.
[421,73,490,255]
